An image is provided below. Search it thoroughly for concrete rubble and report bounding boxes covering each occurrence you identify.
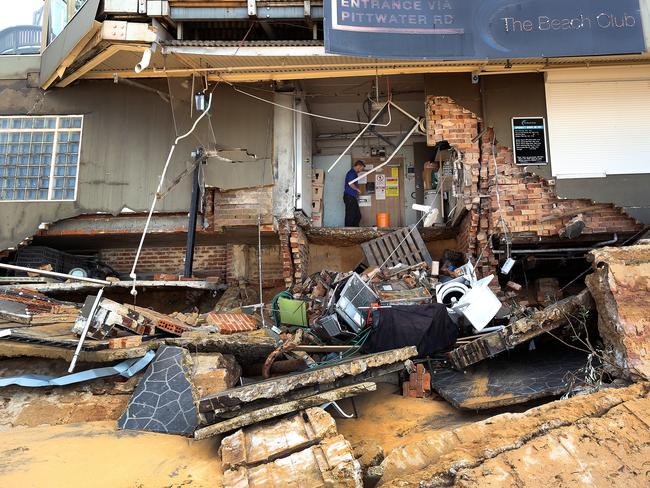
[586,244,650,380]
[0,237,649,487]
[220,408,363,488]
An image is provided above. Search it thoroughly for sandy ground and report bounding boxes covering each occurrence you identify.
[336,383,488,453]
[0,421,222,488]
[379,382,650,487]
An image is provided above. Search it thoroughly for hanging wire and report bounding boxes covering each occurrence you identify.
[218,76,394,127]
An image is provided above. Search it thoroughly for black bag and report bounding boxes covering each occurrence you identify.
[362,304,458,358]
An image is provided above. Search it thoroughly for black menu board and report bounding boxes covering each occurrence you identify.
[512,117,548,166]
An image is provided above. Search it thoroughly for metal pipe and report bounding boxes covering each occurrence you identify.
[492,234,618,255]
[349,119,421,185]
[135,43,157,73]
[183,161,202,277]
[327,102,389,173]
[68,288,104,373]
[0,263,111,285]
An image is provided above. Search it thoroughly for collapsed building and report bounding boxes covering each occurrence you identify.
[0,1,649,487]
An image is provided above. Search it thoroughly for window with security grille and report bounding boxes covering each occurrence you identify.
[0,115,83,202]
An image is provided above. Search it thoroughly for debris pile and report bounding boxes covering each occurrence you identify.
[220,408,362,488]
[0,234,649,487]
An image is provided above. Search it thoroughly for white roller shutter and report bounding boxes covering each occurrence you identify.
[545,67,650,179]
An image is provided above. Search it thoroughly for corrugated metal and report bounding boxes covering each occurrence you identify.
[546,67,650,179]
[162,40,324,47]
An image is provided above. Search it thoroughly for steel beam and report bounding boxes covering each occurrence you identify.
[170,6,324,20]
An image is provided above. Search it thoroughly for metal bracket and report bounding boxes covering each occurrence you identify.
[248,0,257,17]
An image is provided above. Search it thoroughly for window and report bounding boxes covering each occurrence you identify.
[0,115,83,201]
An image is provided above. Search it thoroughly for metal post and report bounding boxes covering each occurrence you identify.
[184,159,202,278]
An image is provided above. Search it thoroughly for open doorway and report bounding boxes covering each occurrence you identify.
[306,75,425,229]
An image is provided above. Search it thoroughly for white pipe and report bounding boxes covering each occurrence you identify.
[135,43,157,73]
[349,119,420,185]
[0,263,110,285]
[327,101,389,173]
[68,287,104,373]
[129,93,214,287]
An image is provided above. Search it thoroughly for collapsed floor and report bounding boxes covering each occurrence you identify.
[0,238,648,487]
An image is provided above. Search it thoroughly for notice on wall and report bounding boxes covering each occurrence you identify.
[386,177,399,197]
[358,164,374,184]
[512,117,549,165]
[359,195,372,207]
[376,187,386,200]
[375,174,386,188]
[390,167,399,178]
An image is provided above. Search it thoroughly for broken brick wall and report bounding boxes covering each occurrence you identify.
[425,96,645,279]
[99,243,284,287]
[279,218,309,289]
[99,246,228,278]
[210,186,273,228]
[224,244,285,288]
[481,131,644,238]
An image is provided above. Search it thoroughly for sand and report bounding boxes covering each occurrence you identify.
[336,383,488,453]
[0,421,222,488]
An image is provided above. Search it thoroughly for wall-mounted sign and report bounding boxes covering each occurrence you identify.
[324,0,644,60]
[512,117,548,166]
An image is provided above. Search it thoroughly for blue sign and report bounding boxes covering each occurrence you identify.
[324,0,646,60]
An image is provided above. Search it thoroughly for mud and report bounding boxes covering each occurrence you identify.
[0,421,222,488]
[336,383,489,453]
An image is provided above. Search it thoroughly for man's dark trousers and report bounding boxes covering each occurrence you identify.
[344,194,361,227]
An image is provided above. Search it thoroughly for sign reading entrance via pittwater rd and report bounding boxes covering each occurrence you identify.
[324,0,645,60]
[512,117,548,166]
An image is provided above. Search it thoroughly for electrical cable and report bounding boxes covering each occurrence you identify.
[219,76,394,128]
[129,93,214,295]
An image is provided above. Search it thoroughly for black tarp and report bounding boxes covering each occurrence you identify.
[363,304,458,358]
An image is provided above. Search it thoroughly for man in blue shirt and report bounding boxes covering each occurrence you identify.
[344,160,365,227]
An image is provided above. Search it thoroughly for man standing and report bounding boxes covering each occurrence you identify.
[344,160,365,227]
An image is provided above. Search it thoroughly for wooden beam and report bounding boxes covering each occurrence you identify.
[56,44,147,87]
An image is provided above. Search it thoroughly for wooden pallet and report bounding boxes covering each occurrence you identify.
[361,226,432,268]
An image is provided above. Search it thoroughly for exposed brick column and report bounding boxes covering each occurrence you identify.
[278,218,310,290]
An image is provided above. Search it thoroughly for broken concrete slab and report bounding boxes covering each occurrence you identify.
[376,382,650,487]
[449,290,594,370]
[198,347,417,414]
[192,353,241,398]
[431,350,588,410]
[220,408,338,470]
[166,331,276,364]
[118,345,198,436]
[0,330,276,364]
[195,383,377,439]
[586,244,650,380]
[223,434,363,488]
